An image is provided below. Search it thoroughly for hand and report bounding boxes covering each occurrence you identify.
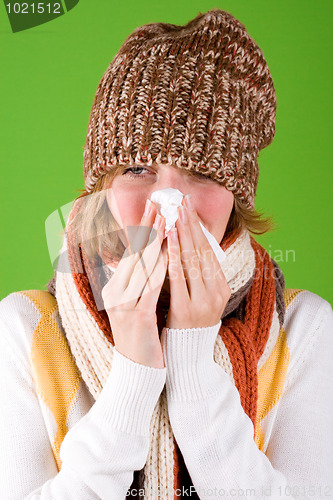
[166,195,231,330]
[101,201,168,368]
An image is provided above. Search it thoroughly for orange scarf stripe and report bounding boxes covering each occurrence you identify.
[218,238,276,431]
[248,238,276,358]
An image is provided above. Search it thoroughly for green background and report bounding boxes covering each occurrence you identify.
[1,0,332,303]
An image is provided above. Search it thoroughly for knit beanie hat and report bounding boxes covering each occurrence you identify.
[83,9,276,209]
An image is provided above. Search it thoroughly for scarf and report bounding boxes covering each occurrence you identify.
[51,199,285,499]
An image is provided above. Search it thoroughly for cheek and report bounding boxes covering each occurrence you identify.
[106,187,146,227]
[193,187,234,238]
[195,188,233,220]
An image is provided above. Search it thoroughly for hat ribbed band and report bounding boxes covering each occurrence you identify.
[83,10,276,209]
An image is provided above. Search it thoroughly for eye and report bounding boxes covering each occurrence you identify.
[122,166,151,179]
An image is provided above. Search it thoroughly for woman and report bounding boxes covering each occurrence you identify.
[1,9,332,500]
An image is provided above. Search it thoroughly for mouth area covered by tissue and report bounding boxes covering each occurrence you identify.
[150,188,226,265]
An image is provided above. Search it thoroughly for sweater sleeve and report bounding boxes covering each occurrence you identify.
[0,313,166,500]
[161,299,333,500]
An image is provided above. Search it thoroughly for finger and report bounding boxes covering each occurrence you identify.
[136,240,168,309]
[123,198,158,257]
[167,226,189,304]
[124,215,166,301]
[175,203,205,298]
[121,236,167,310]
[183,195,225,289]
[112,200,160,289]
[104,219,166,310]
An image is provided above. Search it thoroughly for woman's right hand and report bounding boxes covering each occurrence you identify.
[101,200,168,369]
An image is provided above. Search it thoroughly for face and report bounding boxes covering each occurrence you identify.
[105,163,234,245]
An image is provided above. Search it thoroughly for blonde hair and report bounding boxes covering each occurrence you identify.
[68,168,124,261]
[225,197,275,238]
[68,169,274,260]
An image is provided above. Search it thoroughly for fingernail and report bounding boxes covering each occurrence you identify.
[144,199,152,217]
[184,194,194,211]
[153,214,162,230]
[179,206,188,224]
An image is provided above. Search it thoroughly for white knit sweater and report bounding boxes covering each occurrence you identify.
[0,290,332,499]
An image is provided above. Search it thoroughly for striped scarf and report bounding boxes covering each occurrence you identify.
[53,204,285,499]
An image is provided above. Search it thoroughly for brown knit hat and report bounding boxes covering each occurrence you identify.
[83,9,276,209]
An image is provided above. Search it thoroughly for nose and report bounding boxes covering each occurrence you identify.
[151,164,189,195]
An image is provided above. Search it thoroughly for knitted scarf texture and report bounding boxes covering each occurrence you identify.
[53,202,285,499]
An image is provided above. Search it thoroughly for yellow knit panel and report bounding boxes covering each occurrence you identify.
[19,290,81,470]
[254,327,290,451]
[284,288,304,308]
[254,289,304,451]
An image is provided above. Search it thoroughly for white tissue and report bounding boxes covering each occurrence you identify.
[150,188,226,265]
[150,188,184,234]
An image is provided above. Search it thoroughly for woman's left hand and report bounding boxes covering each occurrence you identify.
[165,195,231,330]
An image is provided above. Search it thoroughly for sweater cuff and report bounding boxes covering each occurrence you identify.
[88,348,166,436]
[161,321,226,402]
